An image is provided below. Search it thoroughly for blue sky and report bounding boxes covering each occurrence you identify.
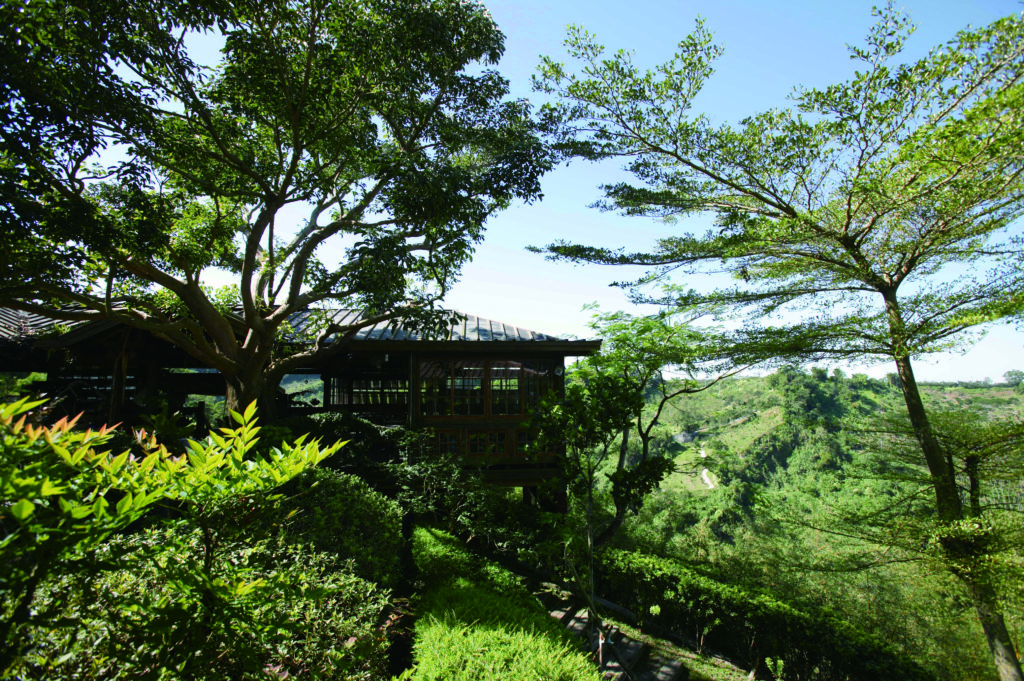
[439,0,1024,382]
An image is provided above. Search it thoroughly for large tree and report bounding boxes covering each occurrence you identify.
[579,311,742,545]
[535,7,1024,680]
[0,0,549,417]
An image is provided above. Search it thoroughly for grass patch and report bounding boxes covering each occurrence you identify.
[920,384,1024,419]
[661,449,714,494]
[661,406,785,495]
[410,528,600,681]
[713,405,784,453]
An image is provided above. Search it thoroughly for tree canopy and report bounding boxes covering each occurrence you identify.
[0,0,550,414]
[575,311,743,544]
[535,9,1024,362]
[534,7,1024,680]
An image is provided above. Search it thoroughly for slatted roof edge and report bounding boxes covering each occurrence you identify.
[0,307,599,345]
[337,310,590,343]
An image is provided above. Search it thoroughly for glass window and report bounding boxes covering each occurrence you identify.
[327,376,345,406]
[435,430,461,456]
[452,361,485,416]
[523,359,556,411]
[490,361,521,415]
[418,358,561,418]
[420,361,452,416]
[515,429,535,456]
[468,430,507,457]
[328,377,408,406]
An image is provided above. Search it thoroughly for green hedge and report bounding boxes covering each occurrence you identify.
[21,531,391,680]
[1,399,389,680]
[411,528,600,681]
[278,467,404,587]
[599,550,935,681]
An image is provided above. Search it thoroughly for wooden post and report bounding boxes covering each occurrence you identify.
[108,331,130,424]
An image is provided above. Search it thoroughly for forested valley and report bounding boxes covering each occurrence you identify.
[603,368,1024,681]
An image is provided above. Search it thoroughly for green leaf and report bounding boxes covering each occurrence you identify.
[93,495,109,518]
[70,504,93,519]
[116,492,133,516]
[109,450,129,472]
[140,452,160,474]
[40,478,65,496]
[10,498,35,520]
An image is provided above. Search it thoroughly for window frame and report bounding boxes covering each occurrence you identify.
[416,357,559,420]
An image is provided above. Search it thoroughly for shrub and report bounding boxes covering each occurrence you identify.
[280,410,404,469]
[413,589,600,681]
[0,398,188,670]
[455,484,564,562]
[1,399,349,678]
[388,445,562,567]
[278,467,404,587]
[598,549,936,681]
[19,530,391,680]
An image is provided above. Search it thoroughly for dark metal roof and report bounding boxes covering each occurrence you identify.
[288,309,578,343]
[0,308,74,343]
[0,307,594,345]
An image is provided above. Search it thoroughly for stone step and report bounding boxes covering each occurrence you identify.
[563,607,591,639]
[597,642,631,680]
[635,654,689,681]
[534,587,563,610]
[545,595,689,681]
[549,605,575,626]
[607,627,647,669]
[601,659,626,680]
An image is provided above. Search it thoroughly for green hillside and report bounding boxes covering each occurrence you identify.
[609,369,1024,681]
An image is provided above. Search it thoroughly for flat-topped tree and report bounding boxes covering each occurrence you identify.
[0,0,549,418]
[535,7,1024,680]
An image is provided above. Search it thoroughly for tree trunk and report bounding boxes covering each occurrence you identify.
[884,294,1022,680]
[895,354,1023,681]
[965,576,1024,681]
[596,427,670,547]
[883,293,961,521]
[595,506,626,547]
[224,370,277,423]
[892,352,963,520]
[617,427,630,470]
[595,429,631,547]
[586,458,597,648]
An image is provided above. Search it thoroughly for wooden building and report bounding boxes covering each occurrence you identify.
[0,307,600,487]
